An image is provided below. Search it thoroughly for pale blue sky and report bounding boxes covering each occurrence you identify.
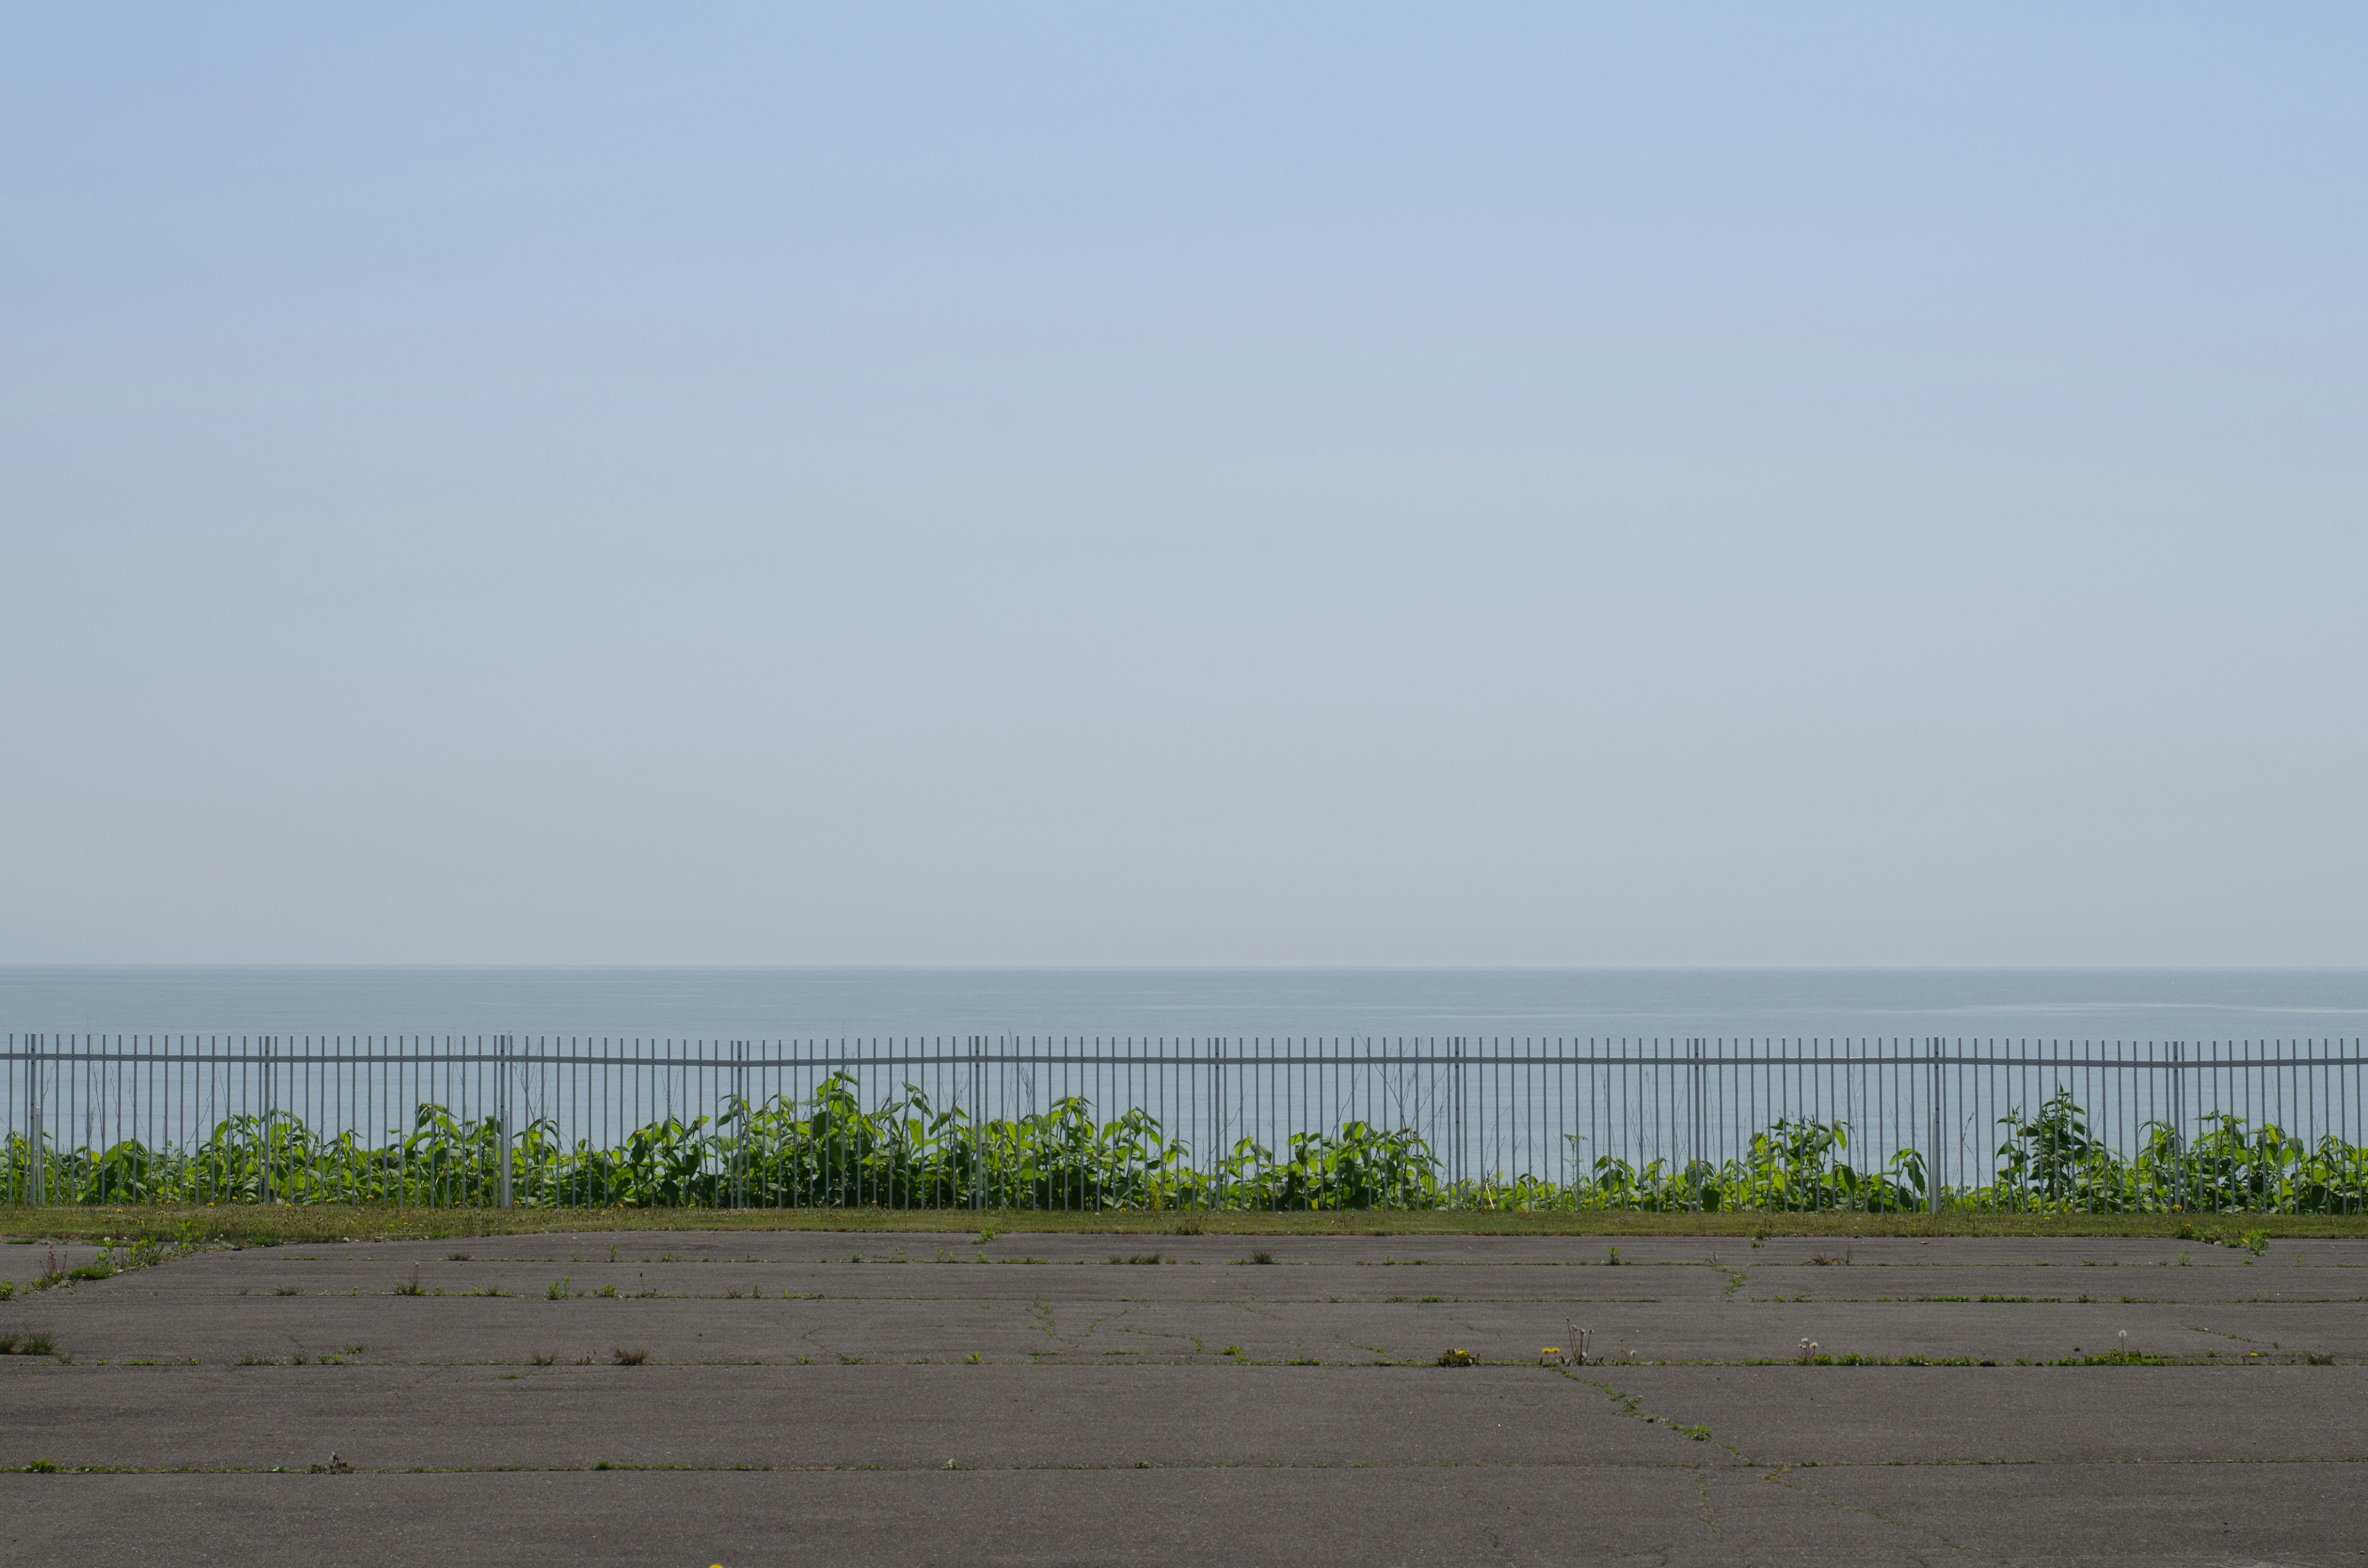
[4,5,2363,964]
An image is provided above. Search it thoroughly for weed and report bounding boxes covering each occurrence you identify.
[0,1332,59,1357]
[446,1252,472,1262]
[1127,1253,1164,1265]
[610,1347,649,1366]
[393,1265,424,1295]
[1751,1228,1769,1247]
[1169,1220,1203,1236]
[1796,1337,1821,1363]
[308,1454,355,1473]
[342,1344,365,1355]
[24,1458,61,1473]
[1249,1250,1276,1265]
[1672,1422,1712,1442]
[1604,1246,1622,1266]
[963,1352,982,1364]
[594,1283,619,1299]
[546,1276,570,1300]
[1436,1347,1474,1366]
[274,1286,304,1296]
[1223,1344,1243,1357]
[238,1352,276,1365]
[2242,1229,2271,1256]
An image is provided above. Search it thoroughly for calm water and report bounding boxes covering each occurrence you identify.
[4,967,2364,1042]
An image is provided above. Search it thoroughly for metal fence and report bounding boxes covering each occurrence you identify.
[6,1033,2365,1212]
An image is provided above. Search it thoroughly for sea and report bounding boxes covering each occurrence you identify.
[4,966,2363,1043]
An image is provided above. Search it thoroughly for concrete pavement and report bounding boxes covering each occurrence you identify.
[4,1228,2364,1564]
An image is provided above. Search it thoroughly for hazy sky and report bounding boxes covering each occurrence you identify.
[4,5,2363,966]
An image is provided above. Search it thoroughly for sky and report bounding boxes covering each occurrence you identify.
[2,4,2363,966]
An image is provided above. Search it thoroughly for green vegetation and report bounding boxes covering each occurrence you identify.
[7,1079,2366,1223]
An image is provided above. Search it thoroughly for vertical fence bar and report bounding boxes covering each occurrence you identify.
[27,1034,43,1206]
[498,1034,514,1210]
[1928,1035,1944,1213]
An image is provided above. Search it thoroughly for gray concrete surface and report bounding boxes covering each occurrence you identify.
[5,1229,2366,1565]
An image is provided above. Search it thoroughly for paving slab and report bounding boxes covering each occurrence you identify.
[0,1241,105,1289]
[17,1278,2367,1366]
[1801,1461,2368,1565]
[0,1466,1918,1567]
[1,1362,1725,1471]
[1592,1365,2368,1463]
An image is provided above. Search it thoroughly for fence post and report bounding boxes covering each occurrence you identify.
[1688,1038,1705,1212]
[259,1035,274,1205]
[1450,1036,1464,1202]
[969,1035,984,1211]
[1927,1036,1944,1214]
[25,1034,42,1207]
[498,1035,514,1210]
[2170,1040,2185,1210]
[1211,1038,1225,1212]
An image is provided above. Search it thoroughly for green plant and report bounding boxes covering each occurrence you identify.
[23,1458,61,1473]
[1436,1347,1474,1366]
[611,1347,649,1365]
[15,1082,2367,1217]
[393,1265,424,1295]
[546,1276,569,1299]
[0,1332,59,1357]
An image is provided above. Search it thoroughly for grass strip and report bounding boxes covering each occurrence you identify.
[7,1205,2368,1246]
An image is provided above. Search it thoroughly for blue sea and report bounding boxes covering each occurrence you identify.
[4,967,2363,1043]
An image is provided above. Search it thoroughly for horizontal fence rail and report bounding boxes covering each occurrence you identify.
[6,1035,2365,1213]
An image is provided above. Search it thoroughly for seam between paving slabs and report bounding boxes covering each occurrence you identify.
[23,1456,2364,1478]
